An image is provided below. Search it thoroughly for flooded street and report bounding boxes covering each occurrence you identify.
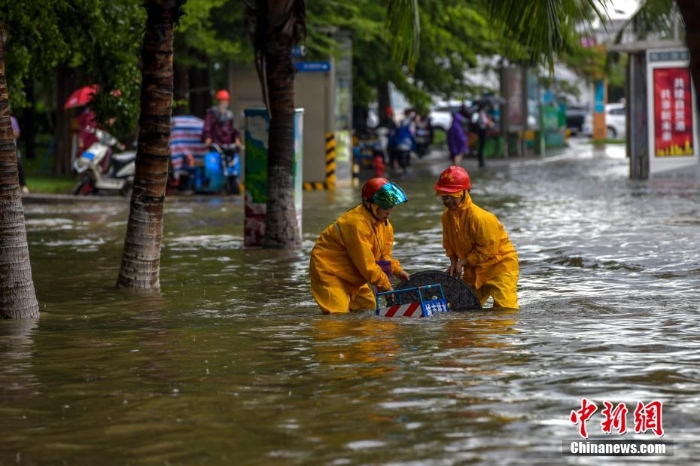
[2,141,700,465]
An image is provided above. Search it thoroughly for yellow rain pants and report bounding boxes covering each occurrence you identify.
[441,192,519,309]
[309,204,405,314]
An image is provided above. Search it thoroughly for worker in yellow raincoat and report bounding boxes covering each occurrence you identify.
[309,178,411,314]
[434,166,519,309]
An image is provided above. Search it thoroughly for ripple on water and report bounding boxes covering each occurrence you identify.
[9,149,700,464]
[167,234,243,250]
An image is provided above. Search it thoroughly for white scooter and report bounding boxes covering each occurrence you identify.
[73,129,136,197]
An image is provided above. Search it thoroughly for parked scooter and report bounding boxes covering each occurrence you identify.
[211,143,241,195]
[187,143,241,195]
[73,129,136,196]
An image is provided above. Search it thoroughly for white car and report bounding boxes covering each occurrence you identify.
[429,100,470,133]
[432,99,536,132]
[582,103,626,139]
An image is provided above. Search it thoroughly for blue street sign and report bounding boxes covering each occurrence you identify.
[291,45,306,58]
[295,61,331,72]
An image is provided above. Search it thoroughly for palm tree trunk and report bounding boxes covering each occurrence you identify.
[249,0,306,249]
[252,0,306,249]
[0,32,39,318]
[263,31,301,249]
[116,0,184,290]
[676,0,700,115]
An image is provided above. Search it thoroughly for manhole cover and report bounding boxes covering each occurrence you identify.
[396,270,482,311]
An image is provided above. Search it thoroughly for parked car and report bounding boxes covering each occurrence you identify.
[432,98,536,133]
[429,100,470,133]
[565,104,590,135]
[582,103,626,139]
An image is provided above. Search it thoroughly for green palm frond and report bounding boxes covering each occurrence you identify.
[384,0,420,69]
[484,0,607,70]
[614,0,678,43]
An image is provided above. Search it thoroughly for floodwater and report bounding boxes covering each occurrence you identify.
[2,140,700,465]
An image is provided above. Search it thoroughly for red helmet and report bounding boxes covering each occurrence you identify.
[362,178,408,208]
[362,177,389,201]
[215,89,230,101]
[434,166,471,192]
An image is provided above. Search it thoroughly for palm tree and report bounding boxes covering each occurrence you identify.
[116,0,185,290]
[246,0,306,249]
[487,0,700,141]
[246,0,418,249]
[671,1,700,116]
[621,0,700,133]
[484,1,606,70]
[0,30,39,318]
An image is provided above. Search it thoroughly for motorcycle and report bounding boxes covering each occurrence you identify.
[73,129,136,197]
[188,143,241,195]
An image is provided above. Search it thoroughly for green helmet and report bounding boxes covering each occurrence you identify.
[368,180,408,209]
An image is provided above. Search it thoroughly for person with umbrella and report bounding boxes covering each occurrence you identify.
[64,86,99,161]
[447,107,469,166]
[471,95,503,168]
[65,85,119,173]
[471,104,492,168]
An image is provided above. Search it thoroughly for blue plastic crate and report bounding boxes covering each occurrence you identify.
[376,284,449,318]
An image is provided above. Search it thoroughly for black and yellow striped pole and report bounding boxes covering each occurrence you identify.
[324,132,336,189]
[304,132,337,190]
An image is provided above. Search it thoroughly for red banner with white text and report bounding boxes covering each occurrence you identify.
[653,67,694,157]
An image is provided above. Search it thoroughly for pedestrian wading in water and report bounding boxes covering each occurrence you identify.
[434,166,519,308]
[309,178,410,314]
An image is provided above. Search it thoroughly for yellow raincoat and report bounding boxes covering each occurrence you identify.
[441,192,519,308]
[310,204,405,314]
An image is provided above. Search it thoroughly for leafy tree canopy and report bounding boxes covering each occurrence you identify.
[0,0,635,132]
[1,0,144,135]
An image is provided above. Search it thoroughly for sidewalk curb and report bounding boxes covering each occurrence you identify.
[21,193,244,205]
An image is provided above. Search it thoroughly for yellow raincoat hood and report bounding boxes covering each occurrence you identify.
[310,204,403,292]
[441,192,518,290]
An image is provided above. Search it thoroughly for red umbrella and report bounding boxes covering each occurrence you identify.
[64,84,99,109]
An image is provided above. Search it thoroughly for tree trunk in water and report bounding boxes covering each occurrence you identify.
[116,1,180,290]
[677,0,700,116]
[263,34,301,249]
[0,35,39,318]
[377,82,391,120]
